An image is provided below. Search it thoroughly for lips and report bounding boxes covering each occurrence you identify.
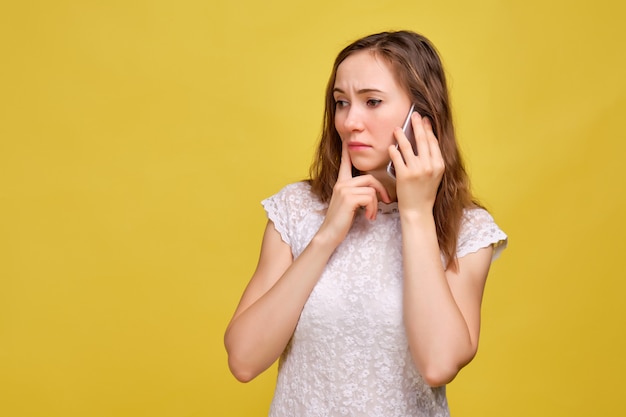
[347,141,371,149]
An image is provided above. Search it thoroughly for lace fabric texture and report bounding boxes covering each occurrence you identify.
[261,182,507,417]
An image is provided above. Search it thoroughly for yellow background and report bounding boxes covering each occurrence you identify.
[1,1,624,416]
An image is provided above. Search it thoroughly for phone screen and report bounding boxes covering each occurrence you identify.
[387,104,416,179]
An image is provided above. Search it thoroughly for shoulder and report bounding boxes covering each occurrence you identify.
[457,207,508,261]
[261,180,325,224]
[261,181,324,211]
[460,207,498,230]
[260,181,325,250]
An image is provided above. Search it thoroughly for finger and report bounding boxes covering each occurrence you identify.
[393,126,414,162]
[349,174,392,203]
[388,144,405,176]
[352,191,379,221]
[423,117,442,158]
[338,140,353,181]
[363,199,378,221]
[334,188,378,221]
[413,113,431,159]
[393,127,413,155]
[422,118,445,175]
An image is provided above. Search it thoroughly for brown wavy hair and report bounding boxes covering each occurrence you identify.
[309,30,480,270]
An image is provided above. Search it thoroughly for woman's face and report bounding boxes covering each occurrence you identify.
[333,50,412,175]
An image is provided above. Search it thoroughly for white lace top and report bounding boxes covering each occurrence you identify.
[262,182,507,417]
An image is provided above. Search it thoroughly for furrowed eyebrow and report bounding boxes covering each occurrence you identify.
[332,87,384,95]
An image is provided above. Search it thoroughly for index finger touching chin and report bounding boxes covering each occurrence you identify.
[338,140,353,180]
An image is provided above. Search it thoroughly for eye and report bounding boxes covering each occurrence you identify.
[335,99,349,108]
[366,99,382,107]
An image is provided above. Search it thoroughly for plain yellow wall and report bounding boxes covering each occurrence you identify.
[1,1,625,416]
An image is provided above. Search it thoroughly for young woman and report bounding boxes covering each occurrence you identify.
[224,30,507,417]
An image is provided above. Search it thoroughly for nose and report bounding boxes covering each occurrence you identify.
[342,106,365,132]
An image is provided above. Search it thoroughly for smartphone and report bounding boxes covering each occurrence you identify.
[386,104,417,179]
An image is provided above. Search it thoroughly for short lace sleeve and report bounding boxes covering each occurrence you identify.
[260,182,324,249]
[457,208,508,261]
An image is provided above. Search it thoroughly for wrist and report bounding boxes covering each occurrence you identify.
[399,208,435,225]
[312,227,343,253]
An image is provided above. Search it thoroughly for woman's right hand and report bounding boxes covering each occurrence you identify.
[317,141,391,247]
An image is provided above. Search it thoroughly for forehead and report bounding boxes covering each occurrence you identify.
[334,50,401,89]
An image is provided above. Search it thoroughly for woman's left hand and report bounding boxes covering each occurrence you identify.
[388,112,445,215]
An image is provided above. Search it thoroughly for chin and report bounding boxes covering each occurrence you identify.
[354,163,390,176]
[351,156,387,172]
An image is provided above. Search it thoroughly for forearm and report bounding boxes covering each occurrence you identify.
[225,232,336,382]
[401,211,474,386]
